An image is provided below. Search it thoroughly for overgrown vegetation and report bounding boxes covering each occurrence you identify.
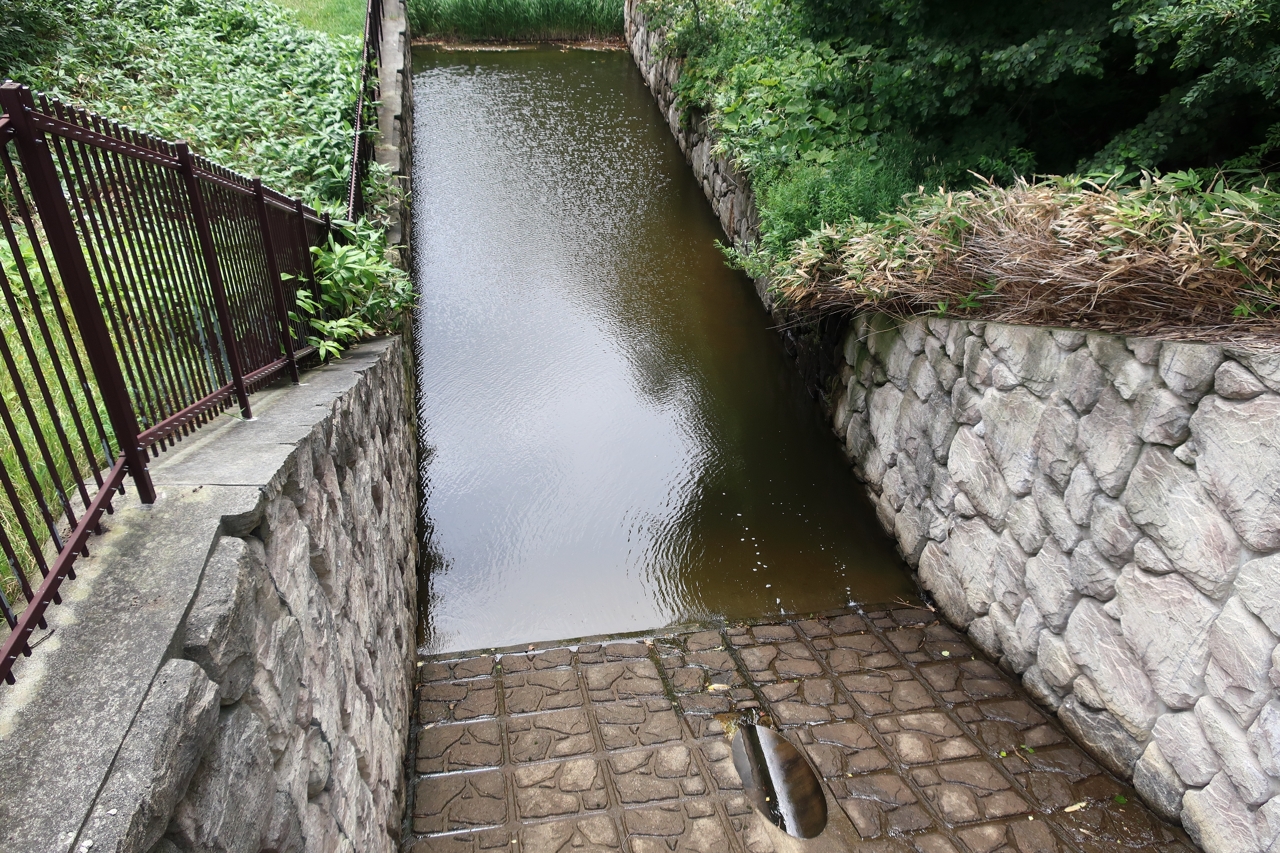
[408,0,622,41]
[0,0,412,606]
[645,0,1280,334]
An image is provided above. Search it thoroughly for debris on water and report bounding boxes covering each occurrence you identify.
[1064,802,1087,813]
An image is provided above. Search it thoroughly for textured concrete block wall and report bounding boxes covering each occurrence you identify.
[835,315,1280,853]
[625,4,1280,851]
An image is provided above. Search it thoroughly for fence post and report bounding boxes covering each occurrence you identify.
[0,83,156,504]
[253,181,300,383]
[175,142,252,419]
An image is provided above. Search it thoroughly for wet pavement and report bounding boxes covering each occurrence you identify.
[408,604,1195,853]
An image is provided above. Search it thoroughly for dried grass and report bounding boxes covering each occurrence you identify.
[770,174,1280,343]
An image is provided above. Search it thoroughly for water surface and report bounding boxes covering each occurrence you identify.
[412,46,914,653]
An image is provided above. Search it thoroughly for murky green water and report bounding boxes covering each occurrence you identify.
[412,46,914,654]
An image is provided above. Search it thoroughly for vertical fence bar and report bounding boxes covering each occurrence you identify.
[0,83,156,504]
[175,142,252,419]
[253,181,301,383]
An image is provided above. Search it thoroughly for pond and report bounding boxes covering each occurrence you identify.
[412,45,914,654]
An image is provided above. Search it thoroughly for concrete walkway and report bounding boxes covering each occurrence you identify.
[407,605,1196,853]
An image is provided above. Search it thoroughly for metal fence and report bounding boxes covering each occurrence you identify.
[347,0,384,220]
[0,82,332,685]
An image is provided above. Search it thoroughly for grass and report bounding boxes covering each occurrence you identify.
[765,172,1280,341]
[271,0,368,36]
[408,0,623,41]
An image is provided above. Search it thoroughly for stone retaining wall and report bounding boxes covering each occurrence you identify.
[0,337,417,853]
[836,316,1280,853]
[625,4,1280,851]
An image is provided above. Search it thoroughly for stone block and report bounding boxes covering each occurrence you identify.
[1123,445,1242,598]
[1134,742,1186,823]
[1052,329,1088,350]
[1190,394,1280,551]
[1063,466,1098,527]
[980,387,1045,496]
[1236,553,1280,635]
[1006,497,1047,555]
[1025,541,1077,633]
[1090,496,1141,562]
[1160,343,1223,401]
[1069,541,1121,601]
[1078,386,1142,497]
[1197,696,1273,806]
[952,380,983,425]
[1182,773,1262,853]
[909,354,939,401]
[1115,565,1217,708]
[1226,347,1280,394]
[984,324,1065,397]
[869,384,905,465]
[1206,597,1277,727]
[1257,798,1280,853]
[948,427,1012,525]
[1216,360,1268,400]
[1057,695,1143,778]
[1136,387,1193,446]
[184,536,266,705]
[1133,537,1176,575]
[170,704,275,851]
[990,532,1029,614]
[1153,711,1221,787]
[917,518,1002,626]
[1060,348,1105,414]
[1249,700,1280,778]
[1127,337,1163,365]
[1033,477,1082,553]
[1065,598,1159,737]
[1038,631,1079,690]
[81,660,221,853]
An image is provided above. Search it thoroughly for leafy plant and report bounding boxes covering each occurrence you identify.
[408,0,623,40]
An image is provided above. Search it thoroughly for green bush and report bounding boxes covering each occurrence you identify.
[408,0,623,40]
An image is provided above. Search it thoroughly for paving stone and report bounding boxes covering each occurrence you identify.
[843,668,935,715]
[507,709,595,762]
[912,759,1031,823]
[624,801,734,852]
[796,721,891,776]
[874,711,981,764]
[594,700,682,750]
[504,669,583,713]
[417,721,502,774]
[409,608,1195,853]
[609,746,707,805]
[582,661,665,701]
[918,659,1016,704]
[514,758,610,819]
[420,678,499,723]
[835,771,934,838]
[519,815,621,851]
[413,769,507,834]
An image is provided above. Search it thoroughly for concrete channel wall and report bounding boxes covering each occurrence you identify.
[625,4,1280,852]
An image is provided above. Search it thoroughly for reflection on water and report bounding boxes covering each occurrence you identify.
[412,46,914,654]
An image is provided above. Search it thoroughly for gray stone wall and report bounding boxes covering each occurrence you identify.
[836,315,1280,853]
[0,337,418,853]
[625,0,762,296]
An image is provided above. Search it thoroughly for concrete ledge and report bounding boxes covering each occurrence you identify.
[0,336,418,853]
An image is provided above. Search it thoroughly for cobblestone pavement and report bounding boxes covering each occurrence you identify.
[407,605,1198,853]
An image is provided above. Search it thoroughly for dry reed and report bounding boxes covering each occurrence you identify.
[770,174,1280,342]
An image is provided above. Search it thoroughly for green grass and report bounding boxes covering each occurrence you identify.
[271,0,368,36]
[408,0,623,41]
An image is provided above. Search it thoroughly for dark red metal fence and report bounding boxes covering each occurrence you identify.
[0,82,331,685]
[347,0,383,220]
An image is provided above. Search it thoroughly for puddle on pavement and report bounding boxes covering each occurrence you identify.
[732,723,829,839]
[411,45,916,654]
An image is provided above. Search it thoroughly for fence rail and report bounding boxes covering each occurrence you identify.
[347,0,383,220]
[0,82,333,685]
